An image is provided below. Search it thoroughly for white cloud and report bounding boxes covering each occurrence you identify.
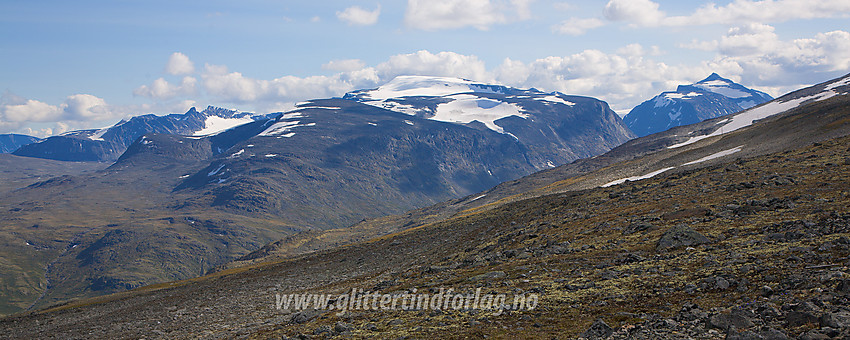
[165,52,195,75]
[0,94,122,135]
[604,0,850,27]
[133,77,197,100]
[404,0,532,31]
[553,17,605,36]
[200,63,380,104]
[603,0,665,26]
[336,4,381,26]
[376,50,490,81]
[1,99,62,122]
[493,47,709,113]
[683,25,850,88]
[323,59,367,72]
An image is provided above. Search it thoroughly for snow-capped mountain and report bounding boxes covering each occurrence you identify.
[13,106,273,162]
[0,134,41,153]
[344,75,635,167]
[624,73,773,137]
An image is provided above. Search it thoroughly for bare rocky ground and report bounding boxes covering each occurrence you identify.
[1,127,849,339]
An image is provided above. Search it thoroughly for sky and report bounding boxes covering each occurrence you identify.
[1,0,850,137]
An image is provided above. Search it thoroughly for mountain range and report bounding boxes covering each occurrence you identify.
[1,73,847,338]
[624,73,773,137]
[12,106,273,162]
[0,76,634,315]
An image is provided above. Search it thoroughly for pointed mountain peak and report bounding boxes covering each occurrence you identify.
[700,73,726,82]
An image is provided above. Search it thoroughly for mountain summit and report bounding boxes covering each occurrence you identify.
[12,106,272,162]
[623,73,773,137]
[345,75,635,167]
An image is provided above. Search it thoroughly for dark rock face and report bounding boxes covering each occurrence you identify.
[656,224,711,252]
[0,134,41,153]
[624,73,773,137]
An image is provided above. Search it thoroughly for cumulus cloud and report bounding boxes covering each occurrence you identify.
[604,0,850,27]
[492,47,713,113]
[0,93,122,134]
[133,77,197,100]
[682,24,850,88]
[376,50,490,81]
[323,59,367,72]
[200,63,380,104]
[336,4,381,26]
[405,0,532,31]
[165,52,195,75]
[553,17,605,36]
[603,0,665,26]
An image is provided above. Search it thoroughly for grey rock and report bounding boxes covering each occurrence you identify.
[334,321,352,333]
[656,224,711,252]
[313,325,332,335]
[786,310,819,327]
[820,311,850,328]
[468,271,507,281]
[759,328,789,340]
[707,308,754,331]
[290,309,321,324]
[580,318,613,339]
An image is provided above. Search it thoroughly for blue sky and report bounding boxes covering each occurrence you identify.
[2,0,850,136]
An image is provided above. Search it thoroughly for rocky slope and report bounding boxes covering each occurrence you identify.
[624,73,773,137]
[1,75,848,339]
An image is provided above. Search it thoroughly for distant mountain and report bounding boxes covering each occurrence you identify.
[12,106,273,162]
[623,73,773,137]
[6,73,850,339]
[344,76,635,167]
[0,134,41,153]
[0,77,636,313]
[229,72,850,270]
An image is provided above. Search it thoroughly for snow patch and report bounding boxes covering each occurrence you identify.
[693,82,750,98]
[432,94,526,134]
[207,164,226,177]
[265,154,278,157]
[194,116,254,136]
[297,106,340,110]
[259,121,316,137]
[470,194,487,201]
[664,92,703,99]
[683,146,743,166]
[668,90,839,149]
[546,161,556,168]
[668,108,683,122]
[88,128,108,141]
[535,95,575,106]
[179,174,191,179]
[228,149,245,159]
[404,120,414,125]
[826,77,850,91]
[602,167,675,188]
[367,122,378,126]
[361,76,498,100]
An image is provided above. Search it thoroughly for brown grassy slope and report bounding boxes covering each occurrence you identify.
[2,122,849,339]
[223,88,850,273]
